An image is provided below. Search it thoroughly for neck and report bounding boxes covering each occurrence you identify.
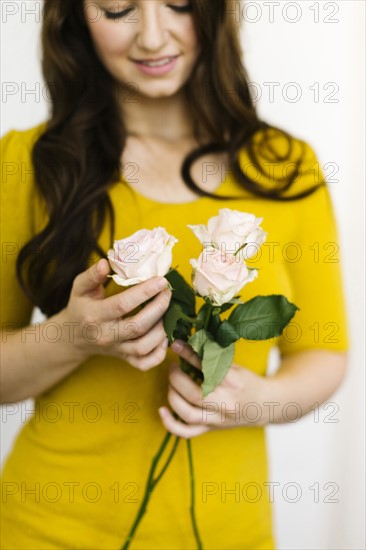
[117,85,197,142]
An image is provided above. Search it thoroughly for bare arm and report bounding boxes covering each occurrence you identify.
[0,259,172,404]
[1,309,89,404]
[157,341,349,438]
[1,312,77,404]
[261,349,349,424]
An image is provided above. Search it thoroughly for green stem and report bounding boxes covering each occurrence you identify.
[203,307,211,330]
[121,430,179,549]
[121,354,205,549]
[187,439,203,549]
[177,356,204,548]
[153,435,180,485]
[178,311,199,325]
[203,303,213,331]
[233,242,247,257]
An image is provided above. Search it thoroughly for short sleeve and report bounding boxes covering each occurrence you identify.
[0,129,38,329]
[276,143,350,356]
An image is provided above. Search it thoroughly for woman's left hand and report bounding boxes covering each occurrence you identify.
[158,339,270,438]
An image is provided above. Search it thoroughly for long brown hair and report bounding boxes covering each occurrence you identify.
[17,0,325,317]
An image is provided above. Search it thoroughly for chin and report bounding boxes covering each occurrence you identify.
[121,78,185,99]
[140,86,182,98]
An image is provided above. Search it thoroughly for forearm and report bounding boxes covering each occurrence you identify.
[260,349,348,425]
[0,309,88,404]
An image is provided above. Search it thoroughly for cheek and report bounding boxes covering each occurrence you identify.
[86,20,132,60]
[177,19,200,57]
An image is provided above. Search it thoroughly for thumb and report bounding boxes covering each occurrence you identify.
[72,258,110,297]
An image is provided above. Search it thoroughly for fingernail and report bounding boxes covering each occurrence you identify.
[158,407,166,416]
[172,340,183,351]
[155,277,168,291]
[162,337,169,349]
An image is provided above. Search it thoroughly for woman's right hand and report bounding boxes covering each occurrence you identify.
[64,258,172,371]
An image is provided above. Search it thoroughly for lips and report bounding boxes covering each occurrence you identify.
[132,55,179,63]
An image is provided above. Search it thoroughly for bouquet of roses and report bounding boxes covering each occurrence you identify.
[107,208,299,549]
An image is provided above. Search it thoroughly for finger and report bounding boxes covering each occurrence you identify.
[72,259,110,297]
[171,340,201,369]
[158,407,210,439]
[168,363,203,407]
[167,384,203,425]
[125,288,171,337]
[99,276,169,322]
[124,338,169,372]
[118,320,167,356]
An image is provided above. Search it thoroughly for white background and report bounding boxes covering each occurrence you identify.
[1,1,365,548]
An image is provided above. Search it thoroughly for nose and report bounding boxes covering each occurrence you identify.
[135,3,169,52]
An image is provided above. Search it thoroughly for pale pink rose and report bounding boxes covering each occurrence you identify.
[188,208,266,259]
[107,227,178,286]
[189,248,258,306]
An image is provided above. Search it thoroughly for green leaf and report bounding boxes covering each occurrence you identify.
[228,295,299,341]
[208,314,221,336]
[196,303,211,328]
[163,304,185,343]
[163,269,196,343]
[201,339,235,398]
[216,320,240,347]
[187,329,209,357]
[165,268,195,315]
[215,297,243,314]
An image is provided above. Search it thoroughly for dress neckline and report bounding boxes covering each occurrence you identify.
[118,172,230,206]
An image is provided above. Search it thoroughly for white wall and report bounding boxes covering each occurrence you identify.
[240,2,365,548]
[1,1,365,548]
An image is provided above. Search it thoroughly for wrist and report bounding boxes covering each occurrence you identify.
[52,308,91,365]
[259,373,305,425]
[234,369,281,428]
[257,374,282,426]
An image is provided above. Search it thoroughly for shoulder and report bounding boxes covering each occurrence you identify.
[239,126,324,198]
[1,122,49,229]
[1,121,48,161]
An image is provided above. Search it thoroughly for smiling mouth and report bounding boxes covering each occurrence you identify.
[132,56,179,67]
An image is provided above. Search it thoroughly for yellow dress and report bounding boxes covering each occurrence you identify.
[0,123,349,549]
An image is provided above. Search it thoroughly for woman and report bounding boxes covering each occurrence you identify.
[0,0,349,548]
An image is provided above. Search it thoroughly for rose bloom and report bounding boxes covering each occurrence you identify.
[188,208,267,259]
[190,248,258,306]
[107,227,178,286]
